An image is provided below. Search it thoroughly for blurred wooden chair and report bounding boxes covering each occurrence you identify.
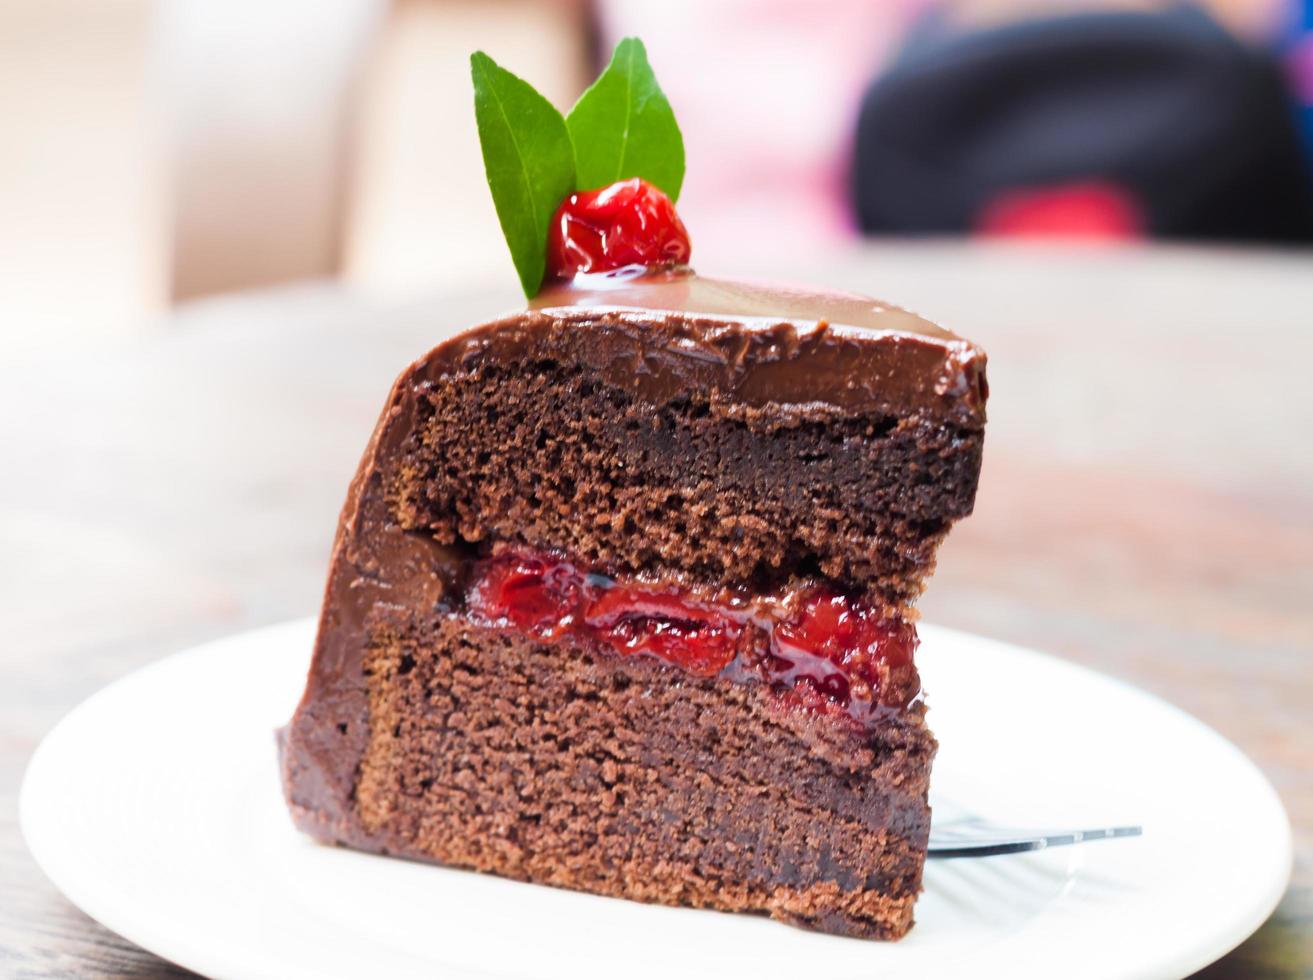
[0,0,164,352]
[169,0,588,302]
[342,0,589,295]
[0,0,586,356]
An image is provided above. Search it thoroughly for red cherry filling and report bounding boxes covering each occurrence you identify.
[468,552,587,640]
[546,178,691,279]
[771,592,919,720]
[584,587,742,676]
[466,549,919,727]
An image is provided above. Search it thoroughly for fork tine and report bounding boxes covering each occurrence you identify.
[927,825,1142,858]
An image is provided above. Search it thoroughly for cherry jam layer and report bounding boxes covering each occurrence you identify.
[466,548,920,728]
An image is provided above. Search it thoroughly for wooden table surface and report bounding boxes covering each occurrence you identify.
[2,243,1310,978]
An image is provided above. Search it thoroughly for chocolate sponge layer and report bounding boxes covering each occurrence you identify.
[391,345,983,612]
[336,614,936,940]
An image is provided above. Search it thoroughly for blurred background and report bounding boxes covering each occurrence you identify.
[3,1,1312,976]
[3,0,1313,356]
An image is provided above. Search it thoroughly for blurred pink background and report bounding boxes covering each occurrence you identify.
[0,0,1297,357]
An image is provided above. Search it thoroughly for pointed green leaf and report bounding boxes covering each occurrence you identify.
[470,51,577,297]
[566,37,685,201]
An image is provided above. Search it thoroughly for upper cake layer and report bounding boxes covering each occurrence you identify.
[381,270,987,609]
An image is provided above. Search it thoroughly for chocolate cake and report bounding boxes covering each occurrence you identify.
[281,269,987,939]
[282,40,987,940]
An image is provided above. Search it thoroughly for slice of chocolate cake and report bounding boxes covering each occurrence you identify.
[281,41,987,940]
[281,270,987,939]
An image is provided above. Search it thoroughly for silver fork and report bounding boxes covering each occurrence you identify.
[927,823,1142,858]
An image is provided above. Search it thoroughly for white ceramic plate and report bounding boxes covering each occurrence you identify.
[22,620,1289,980]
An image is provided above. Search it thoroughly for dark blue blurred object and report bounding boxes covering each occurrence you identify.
[852,4,1313,242]
[1278,0,1313,163]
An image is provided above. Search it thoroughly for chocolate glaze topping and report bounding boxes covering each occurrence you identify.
[432,267,989,425]
[280,268,986,849]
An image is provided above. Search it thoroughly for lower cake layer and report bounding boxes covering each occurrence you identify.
[287,614,937,940]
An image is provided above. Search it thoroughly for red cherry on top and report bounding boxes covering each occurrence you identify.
[546,177,691,279]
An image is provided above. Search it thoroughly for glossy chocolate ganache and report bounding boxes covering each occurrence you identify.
[519,267,985,422]
[281,266,987,938]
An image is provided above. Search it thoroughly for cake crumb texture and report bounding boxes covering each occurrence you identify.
[390,355,983,612]
[349,615,935,939]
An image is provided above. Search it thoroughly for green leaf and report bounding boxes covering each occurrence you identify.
[566,37,685,201]
[470,51,577,297]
